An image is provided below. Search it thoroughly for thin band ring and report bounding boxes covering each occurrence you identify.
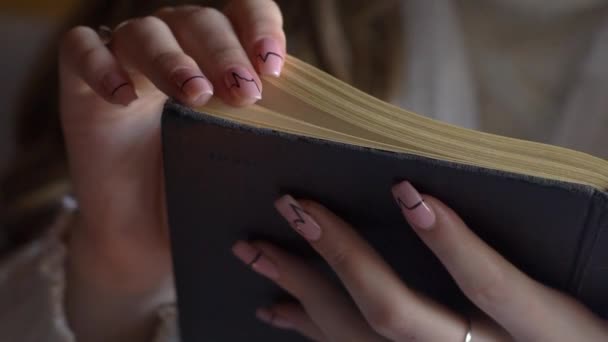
[464,318,472,342]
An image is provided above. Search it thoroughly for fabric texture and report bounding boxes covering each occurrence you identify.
[0,202,178,342]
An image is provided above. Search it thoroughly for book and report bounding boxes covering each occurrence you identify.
[161,56,608,341]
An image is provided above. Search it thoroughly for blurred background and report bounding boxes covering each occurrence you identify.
[0,1,74,173]
[0,1,77,249]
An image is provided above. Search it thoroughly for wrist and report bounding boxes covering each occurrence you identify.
[67,214,173,294]
[65,215,175,342]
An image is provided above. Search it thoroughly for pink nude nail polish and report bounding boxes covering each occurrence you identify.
[171,68,214,103]
[274,195,322,241]
[225,67,262,100]
[255,38,284,77]
[256,308,293,329]
[392,181,436,230]
[102,72,137,106]
[232,241,279,279]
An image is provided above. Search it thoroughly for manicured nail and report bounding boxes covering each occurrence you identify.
[255,38,284,77]
[171,68,213,104]
[102,72,137,106]
[392,181,436,230]
[232,240,279,279]
[256,308,293,329]
[225,67,262,100]
[274,195,321,241]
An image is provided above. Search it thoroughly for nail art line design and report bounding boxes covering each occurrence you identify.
[290,203,307,225]
[248,251,263,266]
[289,203,313,237]
[397,197,424,210]
[111,82,130,96]
[257,308,293,329]
[275,195,322,241]
[179,75,206,92]
[257,51,283,63]
[392,181,436,229]
[229,72,260,93]
[232,241,280,279]
[255,38,283,76]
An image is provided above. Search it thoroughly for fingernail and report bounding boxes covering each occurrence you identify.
[255,38,284,77]
[225,67,262,100]
[171,68,213,104]
[392,181,436,230]
[256,308,293,329]
[232,240,279,279]
[274,195,321,241]
[102,72,137,106]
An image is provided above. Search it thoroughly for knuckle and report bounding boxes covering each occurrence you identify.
[174,6,229,38]
[267,0,282,15]
[78,46,105,69]
[465,266,509,310]
[250,1,283,27]
[183,6,224,22]
[366,304,411,337]
[116,15,166,34]
[79,48,112,86]
[318,242,355,271]
[135,15,167,29]
[151,51,192,72]
[62,26,91,42]
[60,26,92,51]
[209,45,246,65]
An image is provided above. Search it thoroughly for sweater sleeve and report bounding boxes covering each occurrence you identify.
[0,208,180,342]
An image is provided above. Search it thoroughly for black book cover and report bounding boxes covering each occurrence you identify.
[161,101,608,341]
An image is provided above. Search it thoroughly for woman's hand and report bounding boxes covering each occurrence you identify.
[57,1,285,341]
[233,181,608,341]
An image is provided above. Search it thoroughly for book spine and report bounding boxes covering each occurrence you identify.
[571,190,608,318]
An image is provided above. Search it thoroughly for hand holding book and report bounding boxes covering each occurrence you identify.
[57,2,285,341]
[51,0,608,340]
[162,56,608,340]
[231,181,608,341]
